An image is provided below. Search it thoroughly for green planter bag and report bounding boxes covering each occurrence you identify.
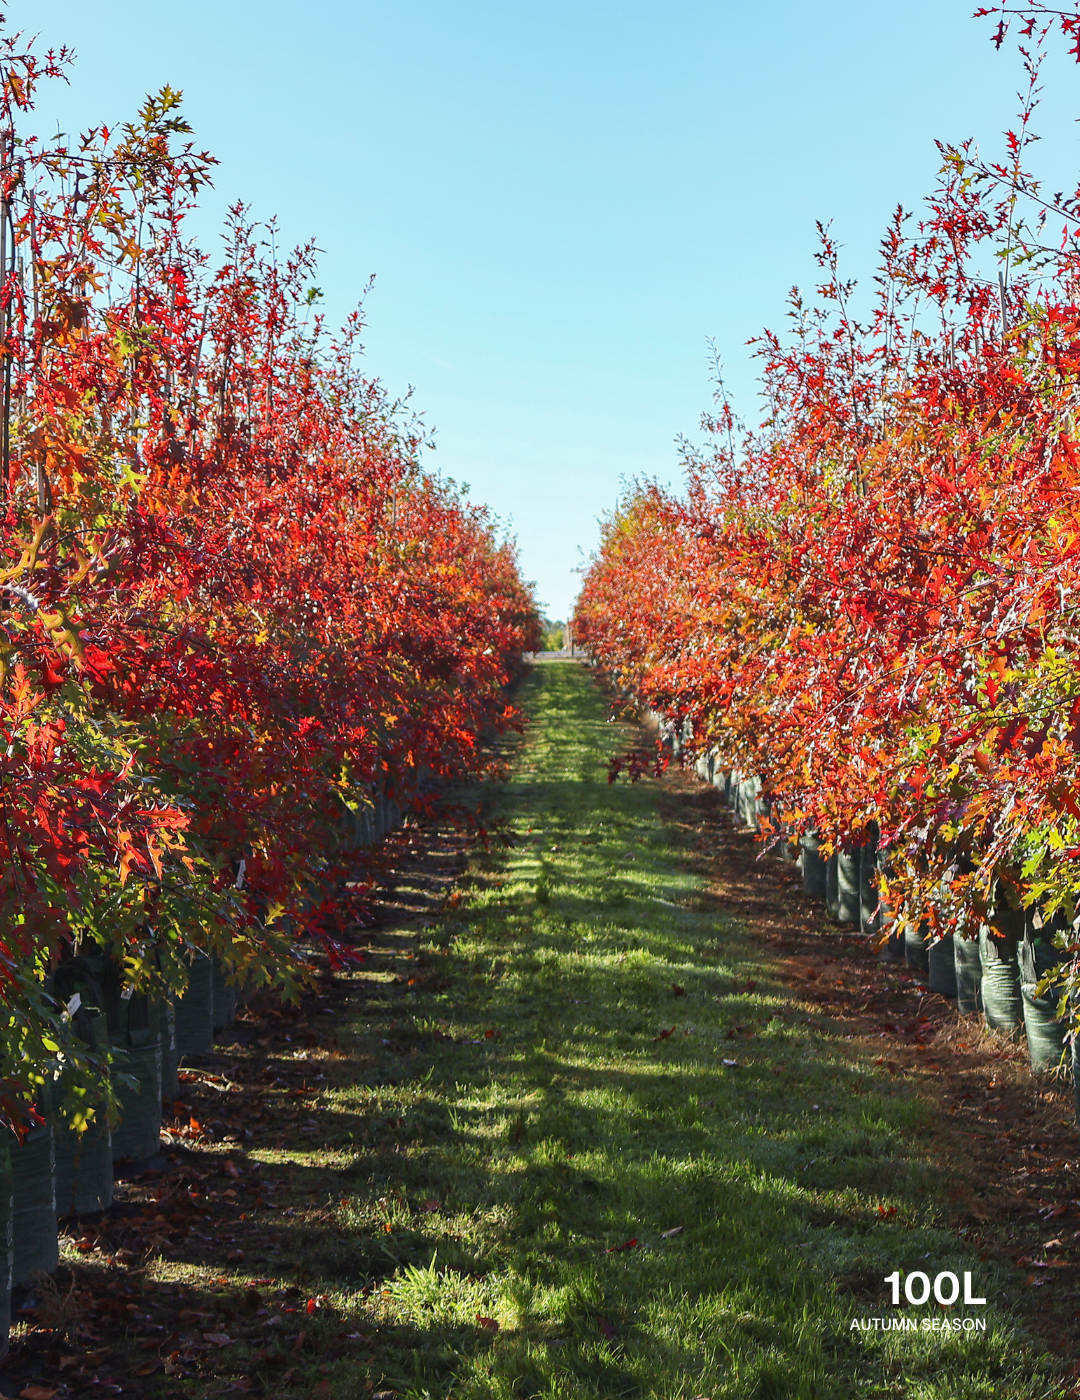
[0,1134,11,1361]
[160,998,179,1101]
[50,960,114,1217]
[211,955,236,1034]
[978,924,1025,1037]
[825,853,840,921]
[857,838,879,936]
[54,1112,112,1217]
[1019,932,1067,1073]
[108,985,162,1166]
[837,850,860,926]
[174,950,215,1055]
[801,834,827,902]
[858,827,880,933]
[1072,1034,1080,1132]
[873,845,904,959]
[904,921,930,977]
[11,1120,57,1286]
[928,935,958,997]
[953,937,983,1014]
[737,776,760,831]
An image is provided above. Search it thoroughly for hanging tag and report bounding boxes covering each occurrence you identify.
[235,858,246,891]
[65,992,82,1017]
[120,984,135,1001]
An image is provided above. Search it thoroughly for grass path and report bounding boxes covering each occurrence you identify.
[328,661,1063,1399]
[27,660,1062,1400]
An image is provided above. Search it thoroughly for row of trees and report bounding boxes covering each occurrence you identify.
[574,6,1080,1014]
[0,30,538,1127]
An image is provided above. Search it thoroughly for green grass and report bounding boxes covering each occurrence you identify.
[130,660,1062,1400]
[302,661,1061,1399]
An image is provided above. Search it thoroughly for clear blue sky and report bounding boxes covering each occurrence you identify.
[16,2,1080,616]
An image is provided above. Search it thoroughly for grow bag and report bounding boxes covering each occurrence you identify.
[858,839,879,937]
[50,960,114,1217]
[953,937,983,1014]
[738,776,760,831]
[837,850,860,926]
[978,925,1025,1036]
[211,956,236,1033]
[1019,934,1067,1073]
[927,935,958,998]
[109,987,162,1165]
[801,834,827,902]
[904,921,930,977]
[160,998,179,1101]
[174,950,215,1056]
[825,853,840,921]
[11,1120,58,1285]
[1072,1034,1080,1131]
[54,1111,112,1218]
[775,817,798,865]
[874,846,904,959]
[0,1135,12,1361]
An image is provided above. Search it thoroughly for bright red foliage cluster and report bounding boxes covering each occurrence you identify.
[0,32,538,1109]
[575,8,1080,1001]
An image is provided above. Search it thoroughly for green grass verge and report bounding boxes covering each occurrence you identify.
[250,662,1066,1398]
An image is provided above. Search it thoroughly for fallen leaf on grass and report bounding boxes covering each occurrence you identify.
[672,984,686,997]
[19,1387,57,1400]
[605,1237,639,1253]
[654,1027,676,1040]
[476,1314,500,1331]
[877,1205,898,1220]
[722,1059,740,1069]
[660,1226,683,1238]
[203,1332,233,1346]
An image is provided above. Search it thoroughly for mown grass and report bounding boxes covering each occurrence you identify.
[153,660,1065,1399]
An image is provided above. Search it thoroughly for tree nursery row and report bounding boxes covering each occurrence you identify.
[574,10,1080,1109]
[0,25,538,1353]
